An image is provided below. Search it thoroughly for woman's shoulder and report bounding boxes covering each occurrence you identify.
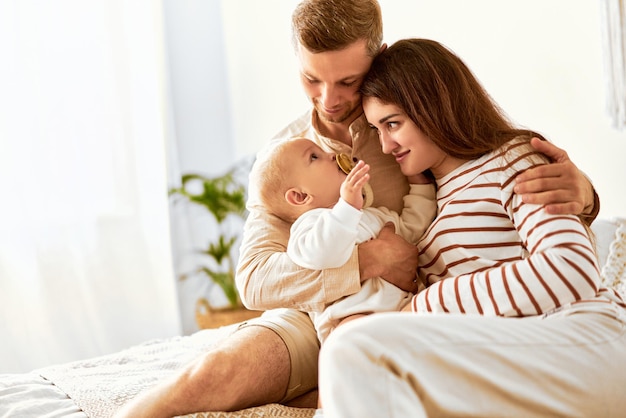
[475,136,550,189]
[496,135,550,168]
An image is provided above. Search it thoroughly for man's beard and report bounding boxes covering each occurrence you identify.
[315,100,362,125]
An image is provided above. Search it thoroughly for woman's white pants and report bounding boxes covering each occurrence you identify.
[318,303,626,418]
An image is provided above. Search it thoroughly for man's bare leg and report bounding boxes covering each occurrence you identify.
[113,326,291,418]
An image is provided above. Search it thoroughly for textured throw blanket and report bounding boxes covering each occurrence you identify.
[37,324,314,418]
[602,218,626,295]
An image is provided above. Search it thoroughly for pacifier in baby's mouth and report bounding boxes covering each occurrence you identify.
[336,153,356,175]
[336,153,374,208]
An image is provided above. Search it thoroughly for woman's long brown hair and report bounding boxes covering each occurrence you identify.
[360,38,545,160]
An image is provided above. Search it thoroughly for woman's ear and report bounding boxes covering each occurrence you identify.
[285,188,311,207]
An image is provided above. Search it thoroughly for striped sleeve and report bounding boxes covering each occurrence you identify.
[412,140,601,317]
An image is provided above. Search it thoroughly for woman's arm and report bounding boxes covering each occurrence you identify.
[414,199,600,317]
[412,142,601,316]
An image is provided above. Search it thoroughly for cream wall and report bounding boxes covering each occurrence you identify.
[221,0,626,219]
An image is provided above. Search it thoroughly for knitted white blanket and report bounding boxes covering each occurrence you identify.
[37,324,314,418]
[601,218,626,296]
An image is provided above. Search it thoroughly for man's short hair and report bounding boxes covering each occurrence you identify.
[291,0,383,57]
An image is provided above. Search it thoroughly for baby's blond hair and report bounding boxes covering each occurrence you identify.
[253,140,301,223]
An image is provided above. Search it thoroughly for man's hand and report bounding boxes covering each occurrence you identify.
[357,223,419,293]
[514,137,594,216]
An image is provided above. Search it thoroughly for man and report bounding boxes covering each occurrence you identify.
[115,1,598,416]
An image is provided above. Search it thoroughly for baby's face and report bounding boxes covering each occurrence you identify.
[286,138,346,209]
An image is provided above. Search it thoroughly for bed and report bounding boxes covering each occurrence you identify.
[0,322,316,418]
[1,217,624,418]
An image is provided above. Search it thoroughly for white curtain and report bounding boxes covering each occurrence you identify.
[600,0,626,130]
[0,0,181,373]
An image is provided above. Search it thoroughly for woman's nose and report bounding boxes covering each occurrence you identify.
[379,133,395,155]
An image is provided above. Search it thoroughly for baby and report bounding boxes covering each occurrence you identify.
[253,137,436,343]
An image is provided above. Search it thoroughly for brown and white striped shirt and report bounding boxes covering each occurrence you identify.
[413,137,625,316]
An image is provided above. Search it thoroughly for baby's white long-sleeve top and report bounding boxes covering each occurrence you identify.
[288,183,436,270]
[286,183,436,343]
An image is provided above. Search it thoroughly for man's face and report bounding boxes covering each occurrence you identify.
[297,39,374,126]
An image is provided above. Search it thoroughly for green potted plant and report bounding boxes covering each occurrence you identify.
[169,162,261,328]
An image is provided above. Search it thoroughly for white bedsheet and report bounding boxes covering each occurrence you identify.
[0,372,85,418]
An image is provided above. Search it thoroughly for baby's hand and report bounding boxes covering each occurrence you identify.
[341,160,370,210]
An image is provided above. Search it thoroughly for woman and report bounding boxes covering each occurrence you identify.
[318,38,626,417]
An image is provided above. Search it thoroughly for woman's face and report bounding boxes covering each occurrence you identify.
[363,97,462,179]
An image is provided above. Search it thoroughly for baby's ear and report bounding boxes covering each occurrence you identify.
[285,188,311,207]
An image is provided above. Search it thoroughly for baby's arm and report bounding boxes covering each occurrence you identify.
[340,160,369,210]
[288,200,362,270]
[288,161,372,270]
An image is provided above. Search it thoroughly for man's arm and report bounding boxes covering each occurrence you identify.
[236,207,360,312]
[514,137,599,223]
[237,208,420,312]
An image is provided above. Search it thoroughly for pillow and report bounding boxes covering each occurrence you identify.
[592,217,626,296]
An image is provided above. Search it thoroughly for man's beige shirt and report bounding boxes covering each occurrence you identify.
[236,109,411,312]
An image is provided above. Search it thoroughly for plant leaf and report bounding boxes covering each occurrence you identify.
[199,267,239,307]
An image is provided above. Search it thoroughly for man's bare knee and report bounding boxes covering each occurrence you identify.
[186,325,292,411]
[115,325,293,417]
